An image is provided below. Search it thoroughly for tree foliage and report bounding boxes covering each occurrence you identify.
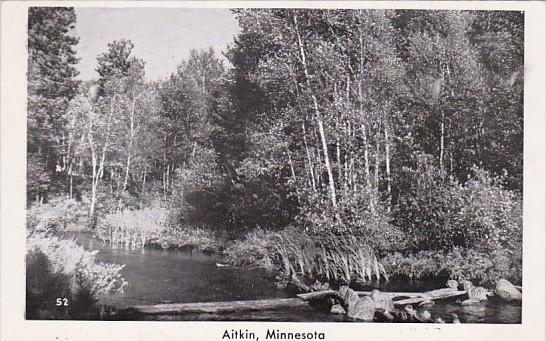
[27,8,523,282]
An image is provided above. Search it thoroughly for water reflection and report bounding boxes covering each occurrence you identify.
[61,232,521,323]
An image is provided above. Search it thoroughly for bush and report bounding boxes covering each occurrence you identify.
[296,187,405,253]
[27,196,88,232]
[395,158,522,254]
[452,167,522,253]
[27,233,127,297]
[155,225,221,252]
[382,247,521,286]
[223,228,275,269]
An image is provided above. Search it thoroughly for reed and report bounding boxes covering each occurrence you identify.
[98,208,167,249]
[269,229,388,284]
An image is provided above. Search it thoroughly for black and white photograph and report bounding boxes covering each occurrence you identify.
[1,0,546,339]
[22,5,529,324]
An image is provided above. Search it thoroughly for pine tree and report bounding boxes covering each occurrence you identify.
[27,7,80,203]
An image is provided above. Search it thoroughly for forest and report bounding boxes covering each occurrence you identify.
[26,7,523,321]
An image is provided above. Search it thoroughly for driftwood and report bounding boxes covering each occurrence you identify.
[297,290,441,302]
[131,298,308,315]
[393,291,466,306]
[131,290,431,316]
[130,286,476,316]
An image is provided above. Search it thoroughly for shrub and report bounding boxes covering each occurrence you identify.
[155,225,222,252]
[296,187,405,253]
[382,247,521,286]
[27,196,88,232]
[395,158,522,254]
[394,153,455,250]
[27,233,127,297]
[223,228,275,269]
[452,167,522,253]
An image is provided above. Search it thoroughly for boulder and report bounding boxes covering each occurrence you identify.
[446,279,459,289]
[403,305,418,321]
[347,296,376,321]
[469,286,489,301]
[418,310,432,322]
[495,279,522,301]
[330,304,346,314]
[451,313,461,324]
[460,280,488,301]
[461,280,474,293]
[370,289,394,312]
[338,286,375,321]
[338,285,360,310]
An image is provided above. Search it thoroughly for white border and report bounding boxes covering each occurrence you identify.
[1,2,544,340]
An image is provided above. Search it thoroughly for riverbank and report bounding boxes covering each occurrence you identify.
[26,230,521,323]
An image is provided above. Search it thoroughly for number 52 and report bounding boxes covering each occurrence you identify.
[56,298,69,306]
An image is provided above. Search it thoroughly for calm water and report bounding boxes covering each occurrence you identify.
[62,232,521,323]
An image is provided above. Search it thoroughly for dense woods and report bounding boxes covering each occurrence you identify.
[27,8,523,315]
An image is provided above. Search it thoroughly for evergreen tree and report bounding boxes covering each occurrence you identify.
[27,7,80,203]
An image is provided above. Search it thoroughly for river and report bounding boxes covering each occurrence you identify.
[62,232,521,323]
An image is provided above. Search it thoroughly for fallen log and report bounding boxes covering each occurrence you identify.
[297,290,426,301]
[131,298,308,315]
[393,291,466,307]
[297,290,339,301]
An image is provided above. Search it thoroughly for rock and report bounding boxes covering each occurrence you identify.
[495,279,522,301]
[381,311,395,321]
[370,289,394,312]
[417,310,432,322]
[446,279,459,289]
[398,310,408,321]
[451,313,461,323]
[460,280,488,301]
[404,305,418,321]
[469,286,489,301]
[347,296,376,321]
[435,317,445,323]
[461,280,474,293]
[338,286,375,321]
[330,304,346,314]
[338,285,360,311]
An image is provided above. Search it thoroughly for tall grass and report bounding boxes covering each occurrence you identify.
[98,207,221,252]
[271,230,389,283]
[223,227,388,284]
[98,207,167,249]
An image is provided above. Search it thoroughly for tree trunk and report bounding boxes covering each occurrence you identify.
[302,123,316,192]
[69,164,73,200]
[293,12,337,210]
[440,109,445,171]
[384,117,392,213]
